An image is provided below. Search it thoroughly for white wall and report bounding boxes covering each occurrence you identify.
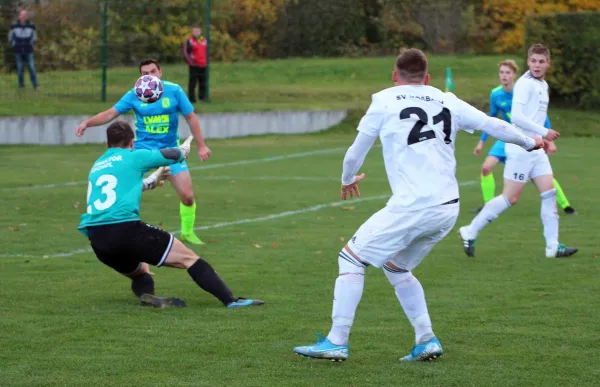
[0,110,348,145]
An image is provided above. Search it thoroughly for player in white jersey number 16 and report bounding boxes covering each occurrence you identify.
[459,43,578,259]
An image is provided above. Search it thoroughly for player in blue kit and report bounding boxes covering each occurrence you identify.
[76,59,210,244]
[471,59,576,215]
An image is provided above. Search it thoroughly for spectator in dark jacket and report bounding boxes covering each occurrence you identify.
[8,10,38,89]
[183,25,207,102]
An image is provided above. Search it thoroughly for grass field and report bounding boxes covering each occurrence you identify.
[3,55,599,138]
[2,118,600,385]
[0,54,549,116]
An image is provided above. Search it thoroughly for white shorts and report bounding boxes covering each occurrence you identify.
[504,145,552,182]
[347,202,459,270]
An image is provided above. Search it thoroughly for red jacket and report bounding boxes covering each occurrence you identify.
[184,36,207,67]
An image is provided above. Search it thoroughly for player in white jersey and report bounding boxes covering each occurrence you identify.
[292,49,542,362]
[459,44,578,259]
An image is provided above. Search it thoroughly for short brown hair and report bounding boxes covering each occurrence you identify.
[527,44,551,60]
[106,121,134,147]
[139,58,161,73]
[395,48,428,83]
[498,59,518,74]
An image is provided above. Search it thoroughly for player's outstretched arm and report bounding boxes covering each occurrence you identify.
[340,132,377,200]
[512,102,559,140]
[75,107,120,136]
[481,117,543,151]
[454,98,542,151]
[183,112,211,161]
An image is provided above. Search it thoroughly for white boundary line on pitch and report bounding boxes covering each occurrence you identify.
[0,180,476,259]
[3,146,349,191]
[0,194,388,259]
[188,175,389,182]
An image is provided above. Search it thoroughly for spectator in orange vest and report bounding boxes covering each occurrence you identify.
[183,25,207,102]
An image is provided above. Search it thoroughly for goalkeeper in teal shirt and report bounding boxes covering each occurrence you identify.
[471,59,576,215]
[79,121,263,309]
[76,59,210,245]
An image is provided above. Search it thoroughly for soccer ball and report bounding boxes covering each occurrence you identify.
[134,75,164,103]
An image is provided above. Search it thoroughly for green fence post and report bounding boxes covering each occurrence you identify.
[101,0,108,102]
[204,0,211,101]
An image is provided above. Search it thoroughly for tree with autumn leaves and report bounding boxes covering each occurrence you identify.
[480,0,599,53]
[0,0,599,72]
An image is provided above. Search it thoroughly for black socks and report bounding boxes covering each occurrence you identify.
[131,273,155,297]
[187,259,236,306]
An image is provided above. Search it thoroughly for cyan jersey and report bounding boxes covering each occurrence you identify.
[78,147,183,236]
[114,81,194,149]
[480,85,550,142]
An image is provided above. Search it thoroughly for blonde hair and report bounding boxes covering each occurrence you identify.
[498,59,518,74]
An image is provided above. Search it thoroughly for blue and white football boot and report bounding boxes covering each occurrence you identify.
[400,337,443,362]
[293,333,349,362]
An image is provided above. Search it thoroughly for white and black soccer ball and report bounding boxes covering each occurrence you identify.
[134,75,164,103]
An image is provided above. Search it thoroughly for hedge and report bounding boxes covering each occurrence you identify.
[525,12,600,109]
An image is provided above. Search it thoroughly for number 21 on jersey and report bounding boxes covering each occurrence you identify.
[400,107,452,145]
[87,174,118,214]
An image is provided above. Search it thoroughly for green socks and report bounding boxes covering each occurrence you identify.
[553,178,570,210]
[180,201,197,235]
[481,173,496,204]
[481,174,571,210]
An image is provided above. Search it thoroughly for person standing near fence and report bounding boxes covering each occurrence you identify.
[8,10,38,90]
[183,25,207,102]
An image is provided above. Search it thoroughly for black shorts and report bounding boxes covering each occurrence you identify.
[87,221,174,275]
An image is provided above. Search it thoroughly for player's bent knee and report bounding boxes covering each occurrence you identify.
[505,194,519,206]
[169,252,197,269]
[124,262,150,278]
[501,188,521,206]
[481,165,493,176]
[180,254,198,269]
[338,250,366,276]
[540,188,557,200]
[164,238,198,269]
[383,266,415,288]
[180,195,195,207]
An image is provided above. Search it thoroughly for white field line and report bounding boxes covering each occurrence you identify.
[0,180,476,259]
[3,146,348,191]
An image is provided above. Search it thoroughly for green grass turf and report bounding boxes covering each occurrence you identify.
[0,54,532,116]
[3,55,598,138]
[1,119,600,385]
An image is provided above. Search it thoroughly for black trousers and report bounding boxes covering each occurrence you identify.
[188,66,206,101]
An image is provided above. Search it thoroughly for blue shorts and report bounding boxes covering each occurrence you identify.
[170,160,189,176]
[141,160,188,176]
[488,140,506,164]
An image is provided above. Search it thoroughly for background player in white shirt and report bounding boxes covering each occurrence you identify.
[459,44,578,259]
[292,49,542,362]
